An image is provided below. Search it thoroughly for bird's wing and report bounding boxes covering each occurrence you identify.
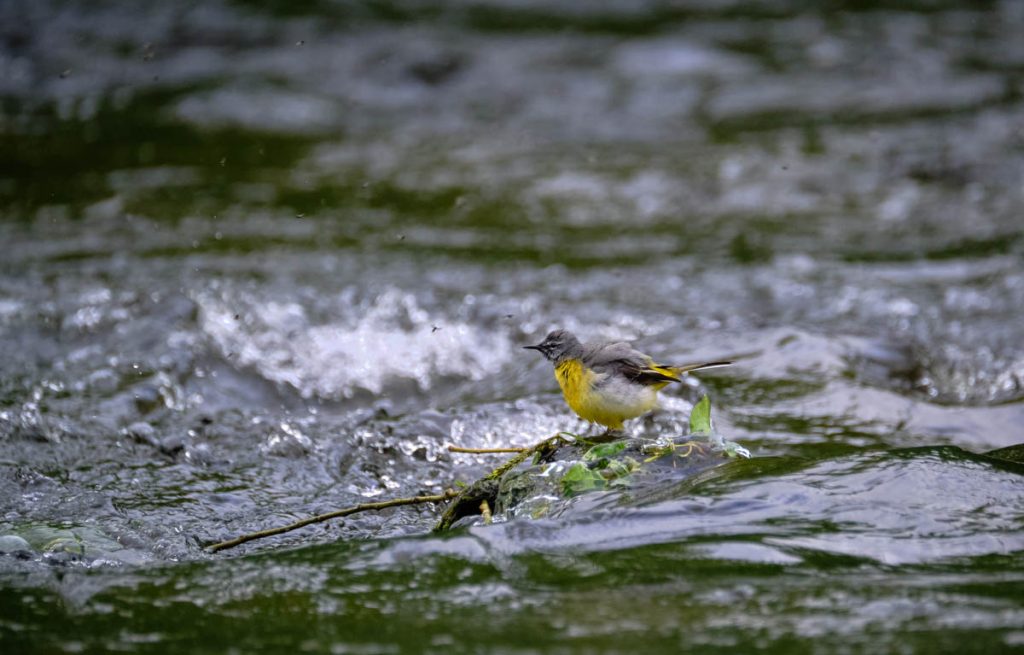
[582,342,680,385]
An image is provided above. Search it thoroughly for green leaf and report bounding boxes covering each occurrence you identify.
[583,440,629,461]
[561,462,606,496]
[603,459,635,478]
[689,395,712,435]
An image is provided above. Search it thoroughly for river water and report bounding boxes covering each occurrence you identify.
[2,1,1024,652]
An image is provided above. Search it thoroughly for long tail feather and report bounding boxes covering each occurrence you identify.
[670,361,732,375]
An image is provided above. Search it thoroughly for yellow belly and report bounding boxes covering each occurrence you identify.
[554,359,658,430]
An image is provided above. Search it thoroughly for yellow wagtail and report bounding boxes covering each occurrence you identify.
[524,329,730,431]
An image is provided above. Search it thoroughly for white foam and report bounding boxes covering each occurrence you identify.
[198,286,514,399]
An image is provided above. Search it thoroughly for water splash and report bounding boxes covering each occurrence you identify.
[197,285,515,399]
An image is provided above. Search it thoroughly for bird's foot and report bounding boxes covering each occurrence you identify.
[589,427,628,443]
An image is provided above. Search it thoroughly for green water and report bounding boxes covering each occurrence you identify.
[2,0,1024,652]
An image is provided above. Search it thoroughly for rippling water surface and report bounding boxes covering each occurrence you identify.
[2,1,1024,652]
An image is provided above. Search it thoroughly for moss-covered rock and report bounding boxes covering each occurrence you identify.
[435,396,750,530]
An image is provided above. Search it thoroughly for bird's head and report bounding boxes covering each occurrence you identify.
[523,329,582,362]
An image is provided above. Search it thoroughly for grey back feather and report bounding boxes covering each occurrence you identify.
[581,341,652,375]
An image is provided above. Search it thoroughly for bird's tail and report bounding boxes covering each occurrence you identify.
[642,361,731,385]
[664,361,732,377]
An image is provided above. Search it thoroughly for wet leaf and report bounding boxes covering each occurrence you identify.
[689,395,712,435]
[583,440,629,461]
[561,463,606,496]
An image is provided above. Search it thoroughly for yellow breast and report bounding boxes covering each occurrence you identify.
[554,359,591,416]
[554,359,657,430]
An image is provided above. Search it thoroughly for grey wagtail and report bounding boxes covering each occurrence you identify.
[525,329,730,431]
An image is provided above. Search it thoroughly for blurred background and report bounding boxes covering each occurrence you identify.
[2,1,1024,652]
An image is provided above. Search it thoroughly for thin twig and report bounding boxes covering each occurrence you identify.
[207,489,459,553]
[448,445,528,454]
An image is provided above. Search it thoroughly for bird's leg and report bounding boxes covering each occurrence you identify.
[590,426,626,443]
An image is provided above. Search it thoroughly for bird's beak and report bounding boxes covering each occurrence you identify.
[523,344,542,351]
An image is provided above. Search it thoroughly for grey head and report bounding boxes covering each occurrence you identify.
[523,329,584,363]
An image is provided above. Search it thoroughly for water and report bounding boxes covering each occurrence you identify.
[2,0,1024,652]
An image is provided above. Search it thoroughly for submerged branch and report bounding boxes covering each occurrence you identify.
[210,432,576,551]
[448,445,529,454]
[207,489,460,553]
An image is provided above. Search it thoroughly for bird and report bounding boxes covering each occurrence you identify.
[524,329,730,431]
